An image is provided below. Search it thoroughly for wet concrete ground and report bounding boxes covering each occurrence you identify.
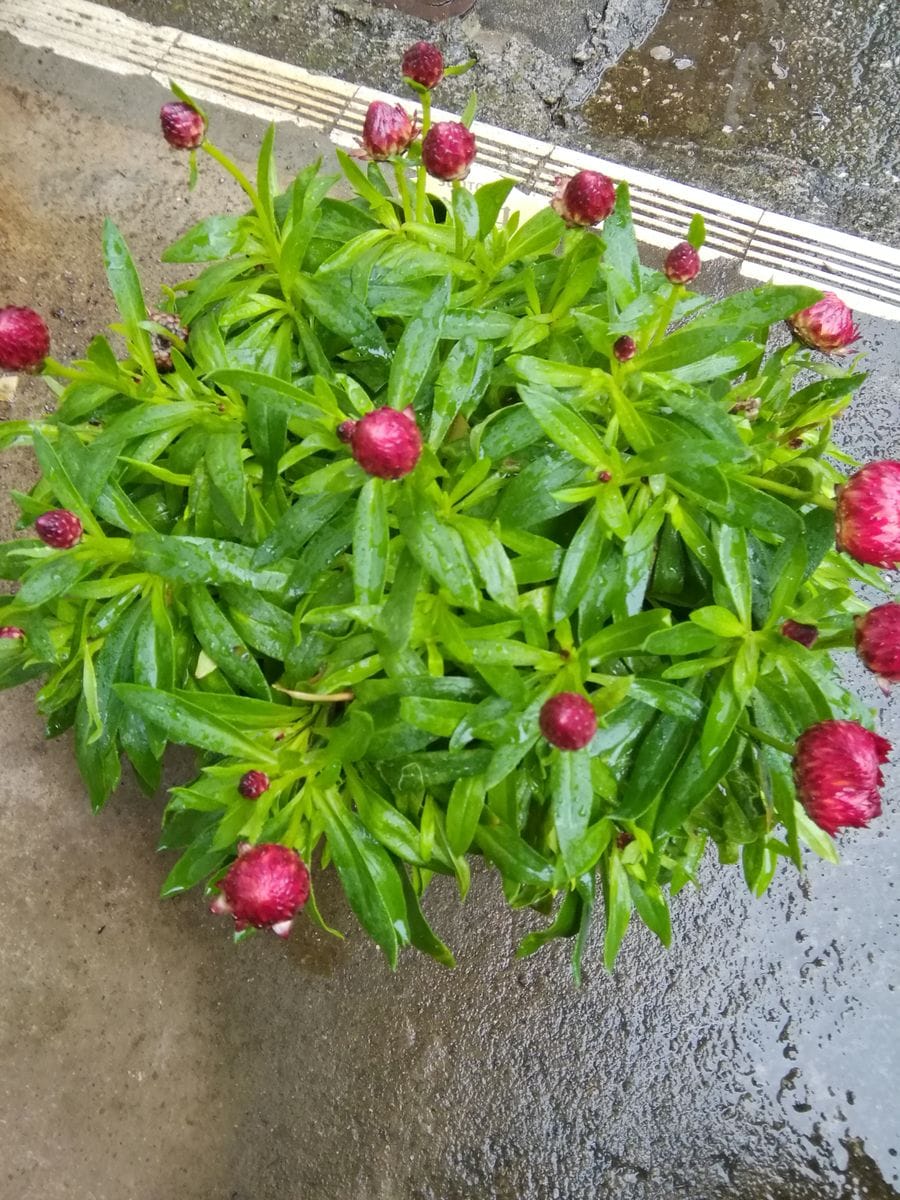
[1,34,900,1200]
[95,0,900,244]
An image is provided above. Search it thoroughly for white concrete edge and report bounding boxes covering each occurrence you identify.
[2,0,898,319]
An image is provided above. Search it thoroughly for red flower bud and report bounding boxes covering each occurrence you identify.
[612,335,636,362]
[782,620,819,649]
[835,460,900,568]
[539,692,597,751]
[350,406,422,479]
[855,603,900,683]
[664,241,701,285]
[148,309,188,374]
[160,101,206,150]
[238,770,271,800]
[359,101,417,161]
[35,509,83,549]
[210,842,310,937]
[0,627,25,640]
[402,41,444,89]
[421,121,476,181]
[788,293,859,355]
[551,170,616,227]
[793,720,890,837]
[336,419,357,444]
[0,306,50,371]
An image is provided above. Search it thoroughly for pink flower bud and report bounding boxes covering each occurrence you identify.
[350,406,422,479]
[0,306,50,371]
[539,692,597,750]
[664,241,701,285]
[148,309,188,374]
[551,170,616,227]
[359,101,416,161]
[855,603,900,683]
[35,510,83,549]
[421,121,476,181]
[402,41,444,89]
[612,335,636,362]
[238,770,270,800]
[782,620,819,649]
[0,627,25,640]
[788,293,859,355]
[793,720,890,837]
[210,843,310,937]
[835,460,900,568]
[160,101,206,150]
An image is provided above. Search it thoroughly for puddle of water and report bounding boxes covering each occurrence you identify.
[583,0,900,239]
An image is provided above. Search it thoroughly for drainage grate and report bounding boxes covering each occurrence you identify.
[369,0,476,19]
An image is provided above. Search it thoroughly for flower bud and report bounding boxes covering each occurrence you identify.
[0,627,25,640]
[539,692,597,751]
[664,241,701,285]
[210,842,310,938]
[148,309,188,374]
[350,406,422,479]
[421,121,477,181]
[160,101,206,150]
[612,335,636,362]
[782,620,819,649]
[551,170,616,227]
[788,293,859,355]
[0,306,50,371]
[402,41,444,89]
[35,509,83,549]
[238,770,271,800]
[336,419,356,444]
[793,720,890,836]
[855,603,900,683]
[359,101,417,161]
[835,460,900,568]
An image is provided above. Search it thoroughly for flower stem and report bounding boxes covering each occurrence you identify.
[742,474,836,510]
[393,159,412,222]
[738,722,794,755]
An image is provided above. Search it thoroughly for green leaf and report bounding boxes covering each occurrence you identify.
[474,178,515,238]
[205,425,247,524]
[295,274,390,361]
[579,609,671,663]
[668,342,763,383]
[162,215,246,262]
[628,877,672,945]
[615,709,695,821]
[551,749,594,878]
[15,553,89,609]
[453,515,519,610]
[387,277,449,409]
[691,284,822,333]
[396,484,480,609]
[115,684,279,764]
[429,338,493,449]
[602,183,641,309]
[656,732,741,836]
[518,384,611,469]
[316,789,400,966]
[353,477,389,605]
[134,533,294,596]
[700,639,757,766]
[102,218,149,331]
[601,851,633,969]
[687,213,706,249]
[516,889,581,958]
[554,502,608,621]
[504,207,564,263]
[476,821,554,885]
[446,774,486,857]
[185,586,271,700]
[452,185,480,242]
[714,525,751,625]
[399,868,456,967]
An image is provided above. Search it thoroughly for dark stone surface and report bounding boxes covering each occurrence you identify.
[1,37,899,1200]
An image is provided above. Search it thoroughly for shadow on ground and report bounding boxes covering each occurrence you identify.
[1,39,899,1200]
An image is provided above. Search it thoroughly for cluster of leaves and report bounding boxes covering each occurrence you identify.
[0,120,883,977]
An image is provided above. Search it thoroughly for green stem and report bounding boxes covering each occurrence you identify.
[649,284,680,344]
[393,159,412,222]
[742,474,836,510]
[201,140,258,206]
[738,722,794,756]
[415,94,431,223]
